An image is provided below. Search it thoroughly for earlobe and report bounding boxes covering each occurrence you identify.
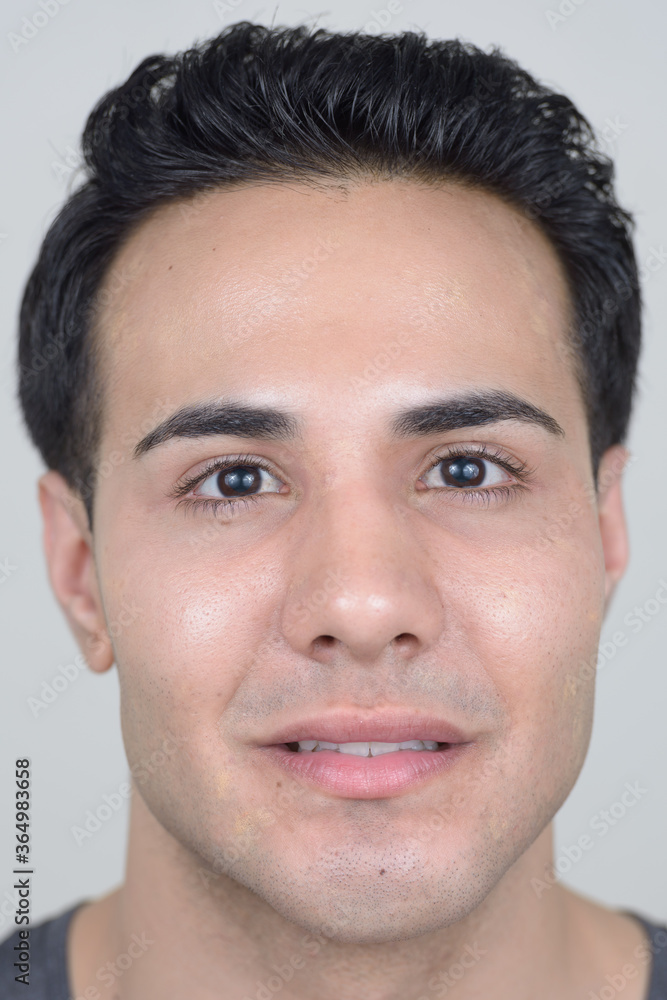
[37,470,114,673]
[596,445,630,610]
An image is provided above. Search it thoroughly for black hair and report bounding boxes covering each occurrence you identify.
[16,21,641,531]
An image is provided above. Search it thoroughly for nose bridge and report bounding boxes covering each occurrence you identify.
[281,481,444,661]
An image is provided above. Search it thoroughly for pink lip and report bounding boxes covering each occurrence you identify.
[260,743,471,798]
[259,710,472,747]
[256,710,475,798]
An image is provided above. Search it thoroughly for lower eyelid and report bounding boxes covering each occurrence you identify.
[192,495,260,515]
[438,483,524,506]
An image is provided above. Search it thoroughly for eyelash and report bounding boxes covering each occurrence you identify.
[424,444,533,508]
[171,453,276,518]
[170,445,534,518]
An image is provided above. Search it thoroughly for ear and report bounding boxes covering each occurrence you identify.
[37,470,114,673]
[596,444,630,612]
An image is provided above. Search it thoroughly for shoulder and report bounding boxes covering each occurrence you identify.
[623,910,667,999]
[0,900,88,1000]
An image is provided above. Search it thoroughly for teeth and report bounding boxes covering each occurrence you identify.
[295,739,440,756]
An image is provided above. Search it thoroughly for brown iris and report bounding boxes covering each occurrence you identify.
[217,465,262,497]
[440,456,485,487]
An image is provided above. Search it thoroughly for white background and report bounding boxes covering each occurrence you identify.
[0,0,665,931]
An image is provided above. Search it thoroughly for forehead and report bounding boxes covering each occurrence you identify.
[94,179,580,446]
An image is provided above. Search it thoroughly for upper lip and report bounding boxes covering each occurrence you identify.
[259,710,473,746]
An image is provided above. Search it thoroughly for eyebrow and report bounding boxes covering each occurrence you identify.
[133,401,301,458]
[132,389,565,459]
[390,389,565,439]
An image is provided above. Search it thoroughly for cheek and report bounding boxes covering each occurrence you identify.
[461,513,605,775]
[98,543,283,760]
[98,549,278,850]
[103,536,277,673]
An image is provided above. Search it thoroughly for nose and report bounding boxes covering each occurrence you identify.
[280,481,445,665]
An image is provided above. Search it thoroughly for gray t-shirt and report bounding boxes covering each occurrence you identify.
[1,901,666,998]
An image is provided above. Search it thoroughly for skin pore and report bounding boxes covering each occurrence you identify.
[38,178,650,999]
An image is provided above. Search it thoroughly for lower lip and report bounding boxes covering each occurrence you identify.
[260,744,471,798]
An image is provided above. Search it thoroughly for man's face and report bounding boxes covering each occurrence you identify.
[73,180,620,940]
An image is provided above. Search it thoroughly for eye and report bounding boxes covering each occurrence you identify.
[421,448,518,491]
[194,460,284,500]
[169,453,287,517]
